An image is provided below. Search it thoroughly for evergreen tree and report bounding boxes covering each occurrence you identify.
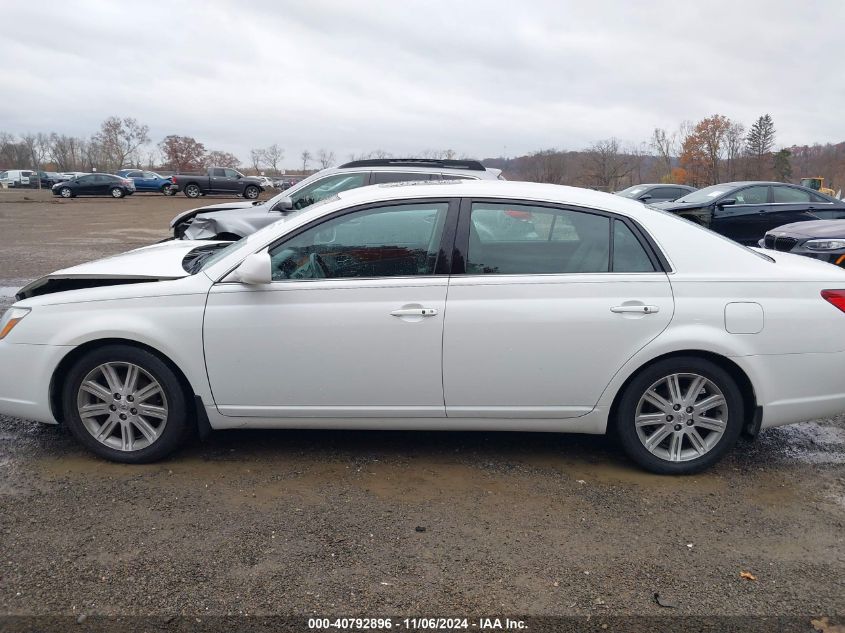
[745,114,776,178]
[772,148,792,182]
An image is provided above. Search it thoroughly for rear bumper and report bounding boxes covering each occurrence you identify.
[0,341,72,424]
[738,351,845,429]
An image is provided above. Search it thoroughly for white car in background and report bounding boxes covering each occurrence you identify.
[3,180,845,473]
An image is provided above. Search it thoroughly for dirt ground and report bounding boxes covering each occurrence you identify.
[0,189,844,626]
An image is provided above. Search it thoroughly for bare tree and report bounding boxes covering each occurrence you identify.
[263,144,284,174]
[724,121,746,181]
[524,149,568,184]
[21,132,50,175]
[650,128,676,182]
[95,116,150,171]
[317,148,335,170]
[583,138,633,191]
[250,148,265,173]
[300,149,312,172]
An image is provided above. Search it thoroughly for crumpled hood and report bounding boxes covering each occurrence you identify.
[766,219,845,238]
[170,200,263,228]
[16,240,211,300]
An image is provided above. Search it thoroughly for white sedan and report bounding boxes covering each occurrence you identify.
[2,181,845,473]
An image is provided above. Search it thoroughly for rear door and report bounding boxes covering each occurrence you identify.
[442,199,673,419]
[208,168,230,193]
[772,185,845,221]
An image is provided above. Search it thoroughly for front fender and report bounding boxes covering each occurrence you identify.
[15,286,214,404]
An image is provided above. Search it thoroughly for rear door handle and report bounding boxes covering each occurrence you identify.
[611,305,659,314]
[390,308,438,317]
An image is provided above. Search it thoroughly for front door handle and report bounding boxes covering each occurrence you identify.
[611,305,659,314]
[390,308,438,317]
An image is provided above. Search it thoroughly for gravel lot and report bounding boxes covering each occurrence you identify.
[0,189,843,626]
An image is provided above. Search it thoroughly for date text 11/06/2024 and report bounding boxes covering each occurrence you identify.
[307,617,527,630]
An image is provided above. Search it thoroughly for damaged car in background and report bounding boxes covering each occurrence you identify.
[169,158,503,241]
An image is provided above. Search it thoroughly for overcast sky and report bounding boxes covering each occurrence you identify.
[2,0,844,165]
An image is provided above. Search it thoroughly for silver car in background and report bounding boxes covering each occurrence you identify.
[170,158,504,240]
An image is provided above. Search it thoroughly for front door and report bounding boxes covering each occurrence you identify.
[443,200,673,419]
[75,174,97,194]
[203,199,457,418]
[710,185,773,245]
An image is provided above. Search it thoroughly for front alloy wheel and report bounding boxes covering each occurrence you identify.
[60,187,72,198]
[110,187,124,198]
[62,344,191,462]
[76,362,168,452]
[614,357,743,474]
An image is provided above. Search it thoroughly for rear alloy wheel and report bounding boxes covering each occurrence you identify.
[110,187,124,198]
[62,345,191,463]
[243,185,260,199]
[184,184,201,198]
[60,187,73,198]
[614,357,743,474]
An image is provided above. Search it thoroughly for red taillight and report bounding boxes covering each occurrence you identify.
[821,290,845,313]
[170,176,177,183]
[505,209,533,220]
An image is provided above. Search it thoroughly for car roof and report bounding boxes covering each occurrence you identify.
[333,180,649,218]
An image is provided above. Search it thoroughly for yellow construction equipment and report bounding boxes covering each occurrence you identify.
[800,177,836,197]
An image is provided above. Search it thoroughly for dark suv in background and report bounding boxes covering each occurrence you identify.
[650,181,845,245]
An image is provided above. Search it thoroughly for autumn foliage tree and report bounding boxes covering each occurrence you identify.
[204,150,240,169]
[158,135,206,172]
[679,115,734,186]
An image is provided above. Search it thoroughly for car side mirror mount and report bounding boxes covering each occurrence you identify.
[272,196,293,212]
[639,194,652,202]
[232,252,272,285]
[717,198,737,208]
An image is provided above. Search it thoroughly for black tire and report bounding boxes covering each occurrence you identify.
[161,185,175,196]
[243,185,260,200]
[184,183,201,198]
[613,356,744,474]
[110,187,124,198]
[61,344,192,463]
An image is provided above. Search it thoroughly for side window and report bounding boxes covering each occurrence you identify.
[733,186,769,205]
[223,169,240,178]
[77,175,94,184]
[647,187,677,200]
[810,191,831,203]
[290,173,368,209]
[211,168,226,177]
[439,174,475,181]
[371,172,433,184]
[268,202,449,280]
[467,203,610,274]
[613,220,655,272]
[772,186,811,203]
[142,171,157,179]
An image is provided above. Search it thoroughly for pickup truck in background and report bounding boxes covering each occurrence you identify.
[170,167,265,199]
